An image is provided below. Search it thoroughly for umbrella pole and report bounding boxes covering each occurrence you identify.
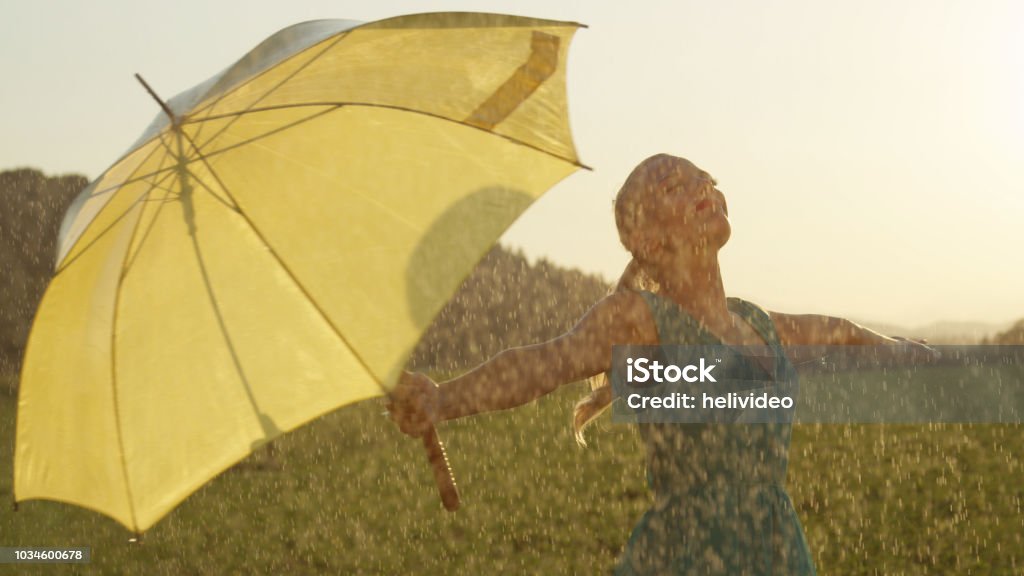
[423,425,460,511]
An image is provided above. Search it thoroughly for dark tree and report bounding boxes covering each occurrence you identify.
[1,168,87,382]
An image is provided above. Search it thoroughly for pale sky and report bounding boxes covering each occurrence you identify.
[2,0,1022,327]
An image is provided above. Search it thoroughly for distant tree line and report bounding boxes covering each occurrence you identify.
[982,320,1024,345]
[407,247,609,374]
[1,169,87,378]
[0,168,609,391]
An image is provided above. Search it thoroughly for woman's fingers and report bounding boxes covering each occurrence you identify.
[890,336,941,363]
[914,341,941,362]
[389,371,440,437]
[902,339,941,362]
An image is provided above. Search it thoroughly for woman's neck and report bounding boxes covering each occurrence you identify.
[644,248,731,329]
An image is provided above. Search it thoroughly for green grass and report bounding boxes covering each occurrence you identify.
[2,371,1022,574]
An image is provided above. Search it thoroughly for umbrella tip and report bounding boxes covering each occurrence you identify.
[134,73,177,125]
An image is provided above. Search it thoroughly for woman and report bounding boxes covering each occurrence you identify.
[389,153,931,574]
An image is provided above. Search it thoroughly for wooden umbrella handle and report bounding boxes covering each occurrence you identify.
[422,424,460,511]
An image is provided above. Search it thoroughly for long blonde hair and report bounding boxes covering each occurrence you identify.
[572,154,680,445]
[572,259,659,445]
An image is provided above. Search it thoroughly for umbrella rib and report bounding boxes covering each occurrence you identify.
[54,169,177,277]
[85,27,353,190]
[61,130,176,233]
[183,15,586,130]
[188,32,349,154]
[58,149,177,272]
[153,130,238,211]
[85,164,178,202]
[88,91,588,207]
[89,129,199,200]
[106,168,168,534]
[184,17,587,154]
[119,184,176,278]
[198,116,424,235]
[185,170,247,218]
[187,29,348,125]
[86,129,180,200]
[85,17,587,220]
[56,140,168,268]
[177,128,386,387]
[54,195,145,276]
[187,106,342,167]
[85,105,337,203]
[159,128,266,416]
[185,101,589,169]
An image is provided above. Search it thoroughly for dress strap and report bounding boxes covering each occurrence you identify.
[637,291,721,346]
[639,291,784,349]
[726,297,784,349]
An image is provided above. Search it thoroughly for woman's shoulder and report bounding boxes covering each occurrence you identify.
[586,289,659,344]
[599,287,650,308]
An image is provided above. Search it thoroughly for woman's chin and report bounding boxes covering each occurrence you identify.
[704,221,731,250]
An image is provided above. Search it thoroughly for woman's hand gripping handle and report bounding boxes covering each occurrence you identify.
[388,371,460,511]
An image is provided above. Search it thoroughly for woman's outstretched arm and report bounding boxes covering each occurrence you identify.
[769,311,938,364]
[769,312,901,346]
[389,290,656,436]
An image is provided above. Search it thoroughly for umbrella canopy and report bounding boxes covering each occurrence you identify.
[15,12,584,533]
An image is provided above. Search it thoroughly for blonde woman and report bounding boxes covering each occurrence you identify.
[390,153,930,574]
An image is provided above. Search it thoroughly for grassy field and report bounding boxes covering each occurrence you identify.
[1,370,1022,575]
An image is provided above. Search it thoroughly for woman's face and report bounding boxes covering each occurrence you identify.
[643,156,731,253]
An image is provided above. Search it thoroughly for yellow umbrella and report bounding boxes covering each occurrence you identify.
[15,12,584,533]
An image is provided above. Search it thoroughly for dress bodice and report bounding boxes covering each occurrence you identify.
[635,291,800,496]
[614,292,817,575]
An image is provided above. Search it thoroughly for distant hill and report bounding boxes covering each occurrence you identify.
[914,320,1015,344]
[854,319,1012,344]
[985,319,1024,345]
[408,247,609,373]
